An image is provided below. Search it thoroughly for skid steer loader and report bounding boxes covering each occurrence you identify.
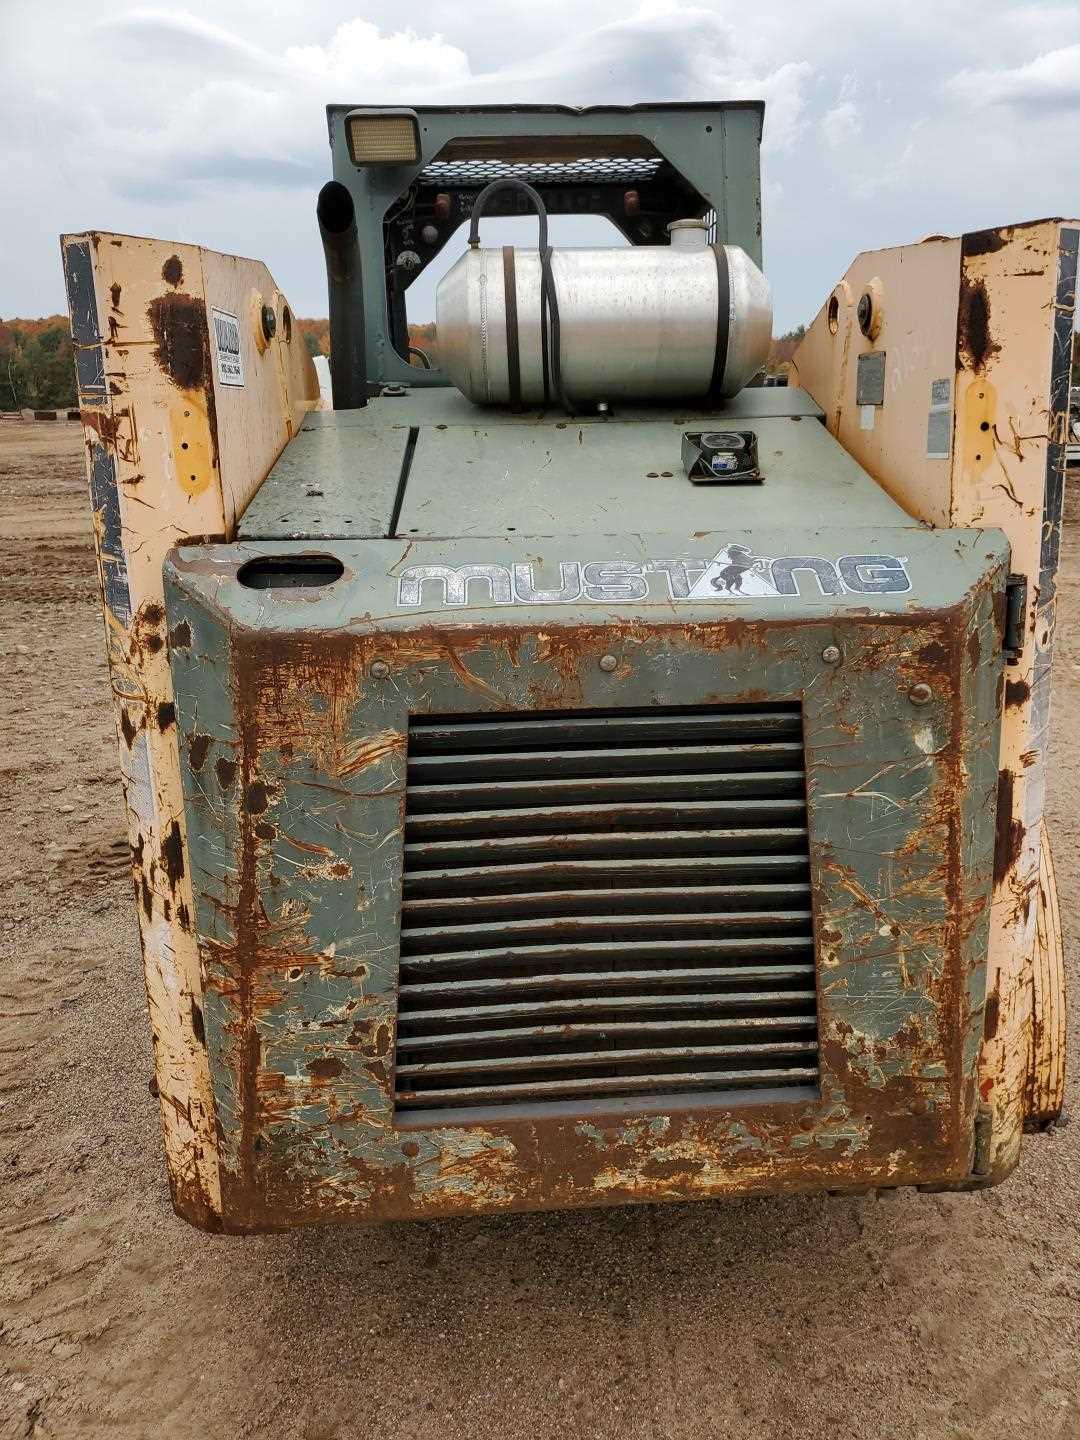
[62,101,1071,1231]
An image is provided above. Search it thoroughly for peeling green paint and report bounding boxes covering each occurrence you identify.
[165,523,1007,1227]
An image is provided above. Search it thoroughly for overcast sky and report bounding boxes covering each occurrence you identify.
[1,0,1078,332]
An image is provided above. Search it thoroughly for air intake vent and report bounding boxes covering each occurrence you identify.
[394,704,819,1117]
[419,157,665,188]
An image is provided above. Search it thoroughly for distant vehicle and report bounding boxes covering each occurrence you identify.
[63,101,1072,1232]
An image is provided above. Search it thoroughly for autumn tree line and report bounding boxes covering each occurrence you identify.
[1,319,77,411]
[2,315,1075,413]
[0,316,440,410]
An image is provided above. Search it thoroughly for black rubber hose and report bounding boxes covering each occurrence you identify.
[467,178,571,413]
[408,345,431,369]
[317,181,367,409]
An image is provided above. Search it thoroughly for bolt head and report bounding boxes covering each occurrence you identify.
[598,653,619,673]
[370,660,390,679]
[821,644,842,665]
[909,682,933,706]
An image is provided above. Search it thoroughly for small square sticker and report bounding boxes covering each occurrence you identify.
[927,377,951,458]
[211,308,244,387]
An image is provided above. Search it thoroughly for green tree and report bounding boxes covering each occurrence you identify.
[0,325,77,410]
[0,324,19,409]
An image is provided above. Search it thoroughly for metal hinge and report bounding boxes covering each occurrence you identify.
[1003,573,1028,660]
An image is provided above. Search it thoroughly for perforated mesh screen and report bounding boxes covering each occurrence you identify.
[418,158,666,188]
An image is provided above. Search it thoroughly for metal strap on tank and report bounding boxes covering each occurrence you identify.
[501,245,522,411]
[708,242,731,398]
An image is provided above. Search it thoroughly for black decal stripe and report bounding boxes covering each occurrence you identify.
[1028,225,1078,832]
[1039,226,1078,605]
[88,442,131,624]
[388,427,419,539]
[708,243,731,398]
[63,239,107,402]
[502,246,522,412]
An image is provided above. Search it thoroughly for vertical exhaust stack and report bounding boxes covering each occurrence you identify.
[317,181,367,410]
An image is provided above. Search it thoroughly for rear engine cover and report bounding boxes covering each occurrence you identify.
[164,526,1007,1229]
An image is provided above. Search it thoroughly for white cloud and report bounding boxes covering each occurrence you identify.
[285,19,472,91]
[0,2,810,216]
[821,74,861,150]
[949,43,1080,111]
[99,8,286,74]
[821,100,860,149]
[753,62,814,153]
[432,4,812,155]
[69,12,476,192]
[0,0,1077,331]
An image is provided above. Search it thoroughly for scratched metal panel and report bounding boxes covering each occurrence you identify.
[165,523,1006,1229]
[793,218,1079,1175]
[397,416,910,538]
[238,419,409,540]
[61,229,323,1231]
[292,384,824,432]
[238,393,848,543]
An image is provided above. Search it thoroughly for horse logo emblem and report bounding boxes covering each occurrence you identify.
[687,544,779,599]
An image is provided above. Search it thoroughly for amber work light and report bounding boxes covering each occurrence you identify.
[345,108,421,166]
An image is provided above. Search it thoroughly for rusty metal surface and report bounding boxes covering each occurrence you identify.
[164,527,1006,1229]
[61,231,320,1228]
[792,218,1078,1172]
[63,213,1065,1232]
[1026,820,1066,1129]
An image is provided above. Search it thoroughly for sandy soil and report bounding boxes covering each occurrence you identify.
[1,419,1078,1440]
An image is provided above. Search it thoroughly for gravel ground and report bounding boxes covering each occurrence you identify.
[1,420,1078,1440]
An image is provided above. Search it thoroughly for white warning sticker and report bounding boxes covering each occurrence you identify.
[211,307,244,387]
[927,377,952,459]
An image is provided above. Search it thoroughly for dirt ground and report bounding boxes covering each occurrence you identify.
[1,419,1078,1440]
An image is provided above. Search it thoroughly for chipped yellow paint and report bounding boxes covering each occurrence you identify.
[960,378,996,488]
[63,230,319,1227]
[793,218,1076,1177]
[1028,820,1066,1127]
[170,400,214,497]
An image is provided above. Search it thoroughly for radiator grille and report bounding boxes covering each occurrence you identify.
[394,704,819,1116]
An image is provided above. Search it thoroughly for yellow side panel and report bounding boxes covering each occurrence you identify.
[794,219,1077,1176]
[62,231,319,1226]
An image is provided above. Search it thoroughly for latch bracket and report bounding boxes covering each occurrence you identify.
[1003,573,1027,660]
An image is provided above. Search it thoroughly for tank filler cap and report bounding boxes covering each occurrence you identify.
[667,218,710,251]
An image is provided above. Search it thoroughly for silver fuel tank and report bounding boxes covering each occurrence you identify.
[436,219,772,406]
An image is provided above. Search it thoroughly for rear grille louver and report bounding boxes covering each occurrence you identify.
[393,705,819,1116]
